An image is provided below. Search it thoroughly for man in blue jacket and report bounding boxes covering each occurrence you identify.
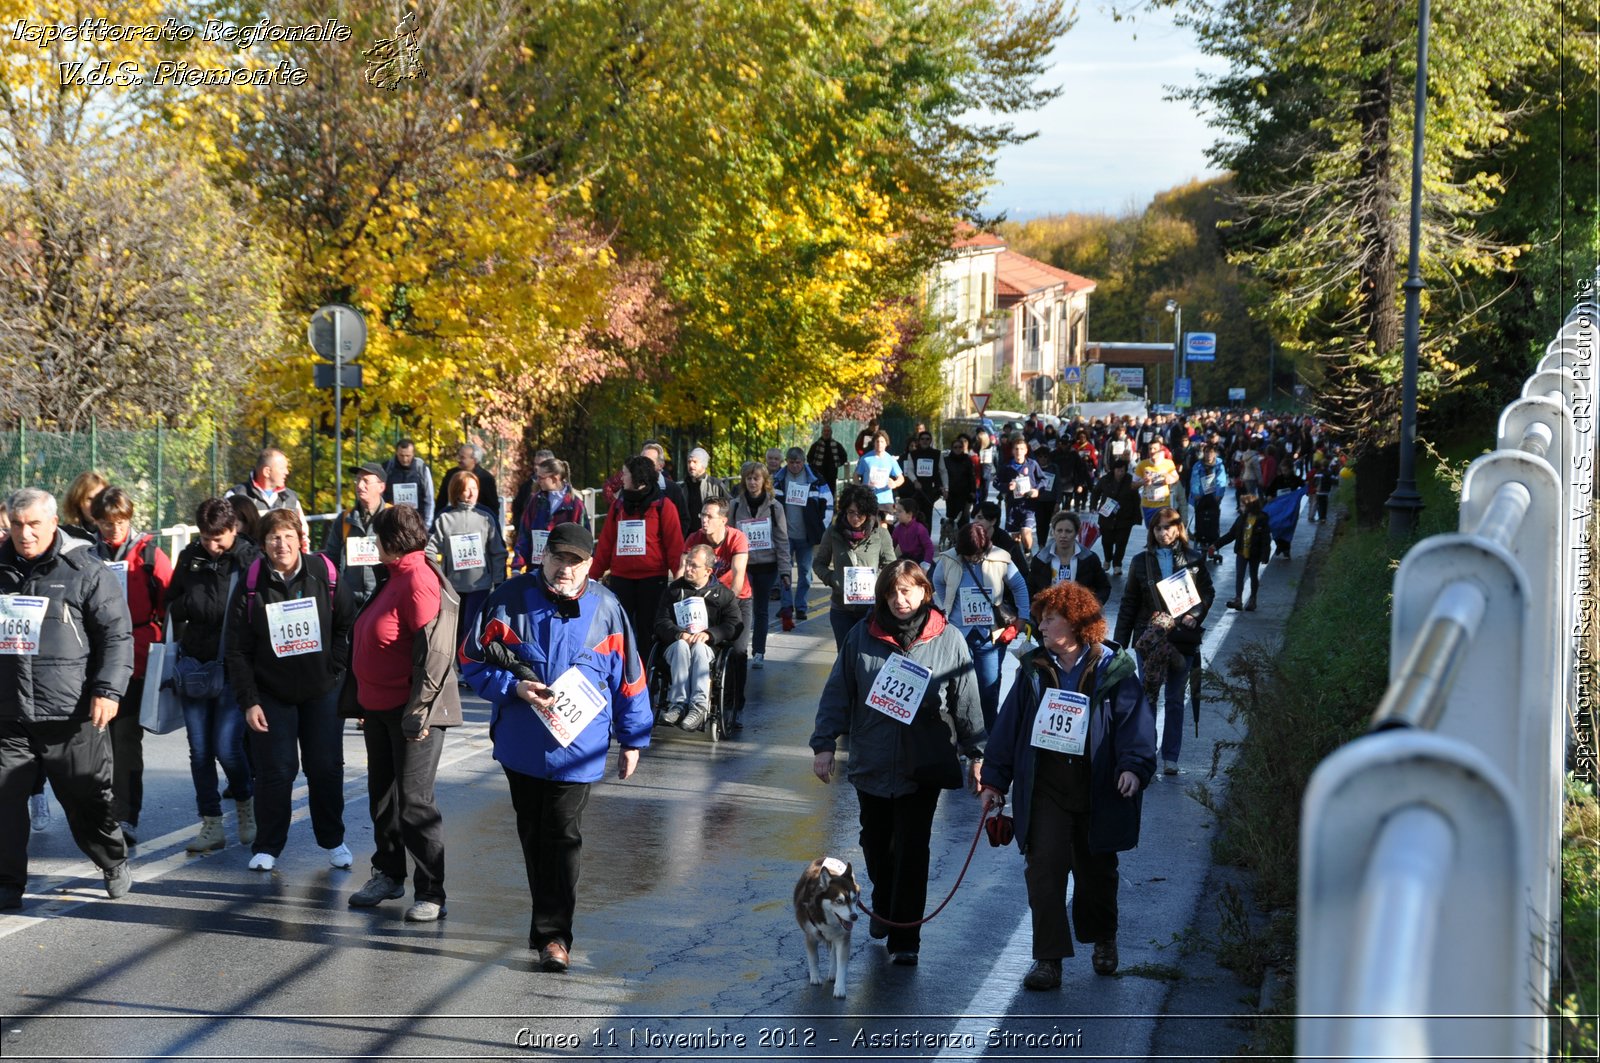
[459,522,652,973]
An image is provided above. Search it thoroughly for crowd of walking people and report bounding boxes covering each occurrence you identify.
[0,406,1340,985]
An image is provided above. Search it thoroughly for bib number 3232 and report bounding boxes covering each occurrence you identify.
[866,653,932,724]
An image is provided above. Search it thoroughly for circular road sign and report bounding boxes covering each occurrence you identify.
[308,304,367,363]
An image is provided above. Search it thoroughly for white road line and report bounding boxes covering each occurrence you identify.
[0,720,495,940]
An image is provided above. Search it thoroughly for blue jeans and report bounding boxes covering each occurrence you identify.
[181,685,253,818]
[780,540,815,615]
[967,630,1003,732]
[1151,651,1192,764]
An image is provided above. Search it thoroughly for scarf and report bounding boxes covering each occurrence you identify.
[620,480,658,516]
[874,600,931,650]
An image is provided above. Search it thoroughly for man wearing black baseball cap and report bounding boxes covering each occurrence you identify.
[460,515,652,974]
[321,462,391,607]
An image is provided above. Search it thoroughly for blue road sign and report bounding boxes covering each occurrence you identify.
[1062,365,1082,384]
[1185,332,1216,362]
[1175,377,1192,407]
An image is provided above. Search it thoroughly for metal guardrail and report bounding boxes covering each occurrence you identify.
[1299,280,1597,1061]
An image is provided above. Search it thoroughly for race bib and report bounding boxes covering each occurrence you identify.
[1031,688,1089,756]
[958,586,993,627]
[104,560,129,597]
[0,595,48,655]
[1038,470,1056,493]
[533,665,607,749]
[1012,475,1031,495]
[393,483,418,508]
[843,566,876,605]
[449,532,485,571]
[1142,479,1170,503]
[785,479,810,507]
[265,598,322,658]
[868,466,889,489]
[616,519,647,556]
[1157,567,1202,615]
[915,458,934,479]
[1098,498,1119,518]
[527,529,549,564]
[738,518,772,552]
[865,653,932,724]
[674,595,709,634]
[345,536,380,567]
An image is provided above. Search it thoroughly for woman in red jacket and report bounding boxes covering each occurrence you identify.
[592,454,686,646]
[346,505,460,922]
[91,486,173,846]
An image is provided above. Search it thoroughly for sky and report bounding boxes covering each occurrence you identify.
[982,3,1230,220]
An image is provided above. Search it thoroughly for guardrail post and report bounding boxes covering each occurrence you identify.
[1459,453,1565,984]
[1300,731,1529,1060]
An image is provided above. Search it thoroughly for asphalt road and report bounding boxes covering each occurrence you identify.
[0,501,1320,1062]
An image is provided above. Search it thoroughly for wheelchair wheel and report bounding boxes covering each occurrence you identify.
[706,644,733,740]
[644,643,669,726]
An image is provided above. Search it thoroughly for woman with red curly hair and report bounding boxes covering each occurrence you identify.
[979,579,1154,990]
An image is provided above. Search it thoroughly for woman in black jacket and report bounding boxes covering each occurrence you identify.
[1090,460,1141,578]
[1027,510,1111,605]
[1215,494,1272,611]
[1112,506,1214,777]
[168,498,259,854]
[226,508,356,873]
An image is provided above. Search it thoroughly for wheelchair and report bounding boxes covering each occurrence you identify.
[644,638,735,742]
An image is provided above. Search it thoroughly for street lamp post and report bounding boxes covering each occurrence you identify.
[1385,0,1430,539]
[1165,298,1181,407]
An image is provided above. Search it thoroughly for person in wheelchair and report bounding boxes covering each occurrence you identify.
[653,544,744,732]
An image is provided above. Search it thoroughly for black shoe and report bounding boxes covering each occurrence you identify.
[539,941,570,973]
[725,711,743,734]
[890,951,919,966]
[0,885,21,910]
[1022,958,1062,990]
[1092,938,1118,976]
[869,917,889,940]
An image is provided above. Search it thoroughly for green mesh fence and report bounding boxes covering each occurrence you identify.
[0,421,224,530]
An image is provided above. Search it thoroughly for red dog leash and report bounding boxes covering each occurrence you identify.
[855,804,1002,929]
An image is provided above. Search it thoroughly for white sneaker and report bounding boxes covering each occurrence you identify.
[28,793,50,832]
[751,654,764,669]
[328,843,354,869]
[248,852,276,872]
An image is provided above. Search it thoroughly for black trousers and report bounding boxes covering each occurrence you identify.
[1100,522,1134,567]
[362,710,446,902]
[0,717,127,889]
[109,675,145,825]
[251,688,345,856]
[726,596,753,713]
[1023,760,1120,959]
[504,767,590,951]
[856,785,941,954]
[607,575,666,656]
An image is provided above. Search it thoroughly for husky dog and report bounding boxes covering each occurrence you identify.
[794,856,860,999]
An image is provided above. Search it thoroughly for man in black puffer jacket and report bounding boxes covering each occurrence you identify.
[0,488,135,908]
